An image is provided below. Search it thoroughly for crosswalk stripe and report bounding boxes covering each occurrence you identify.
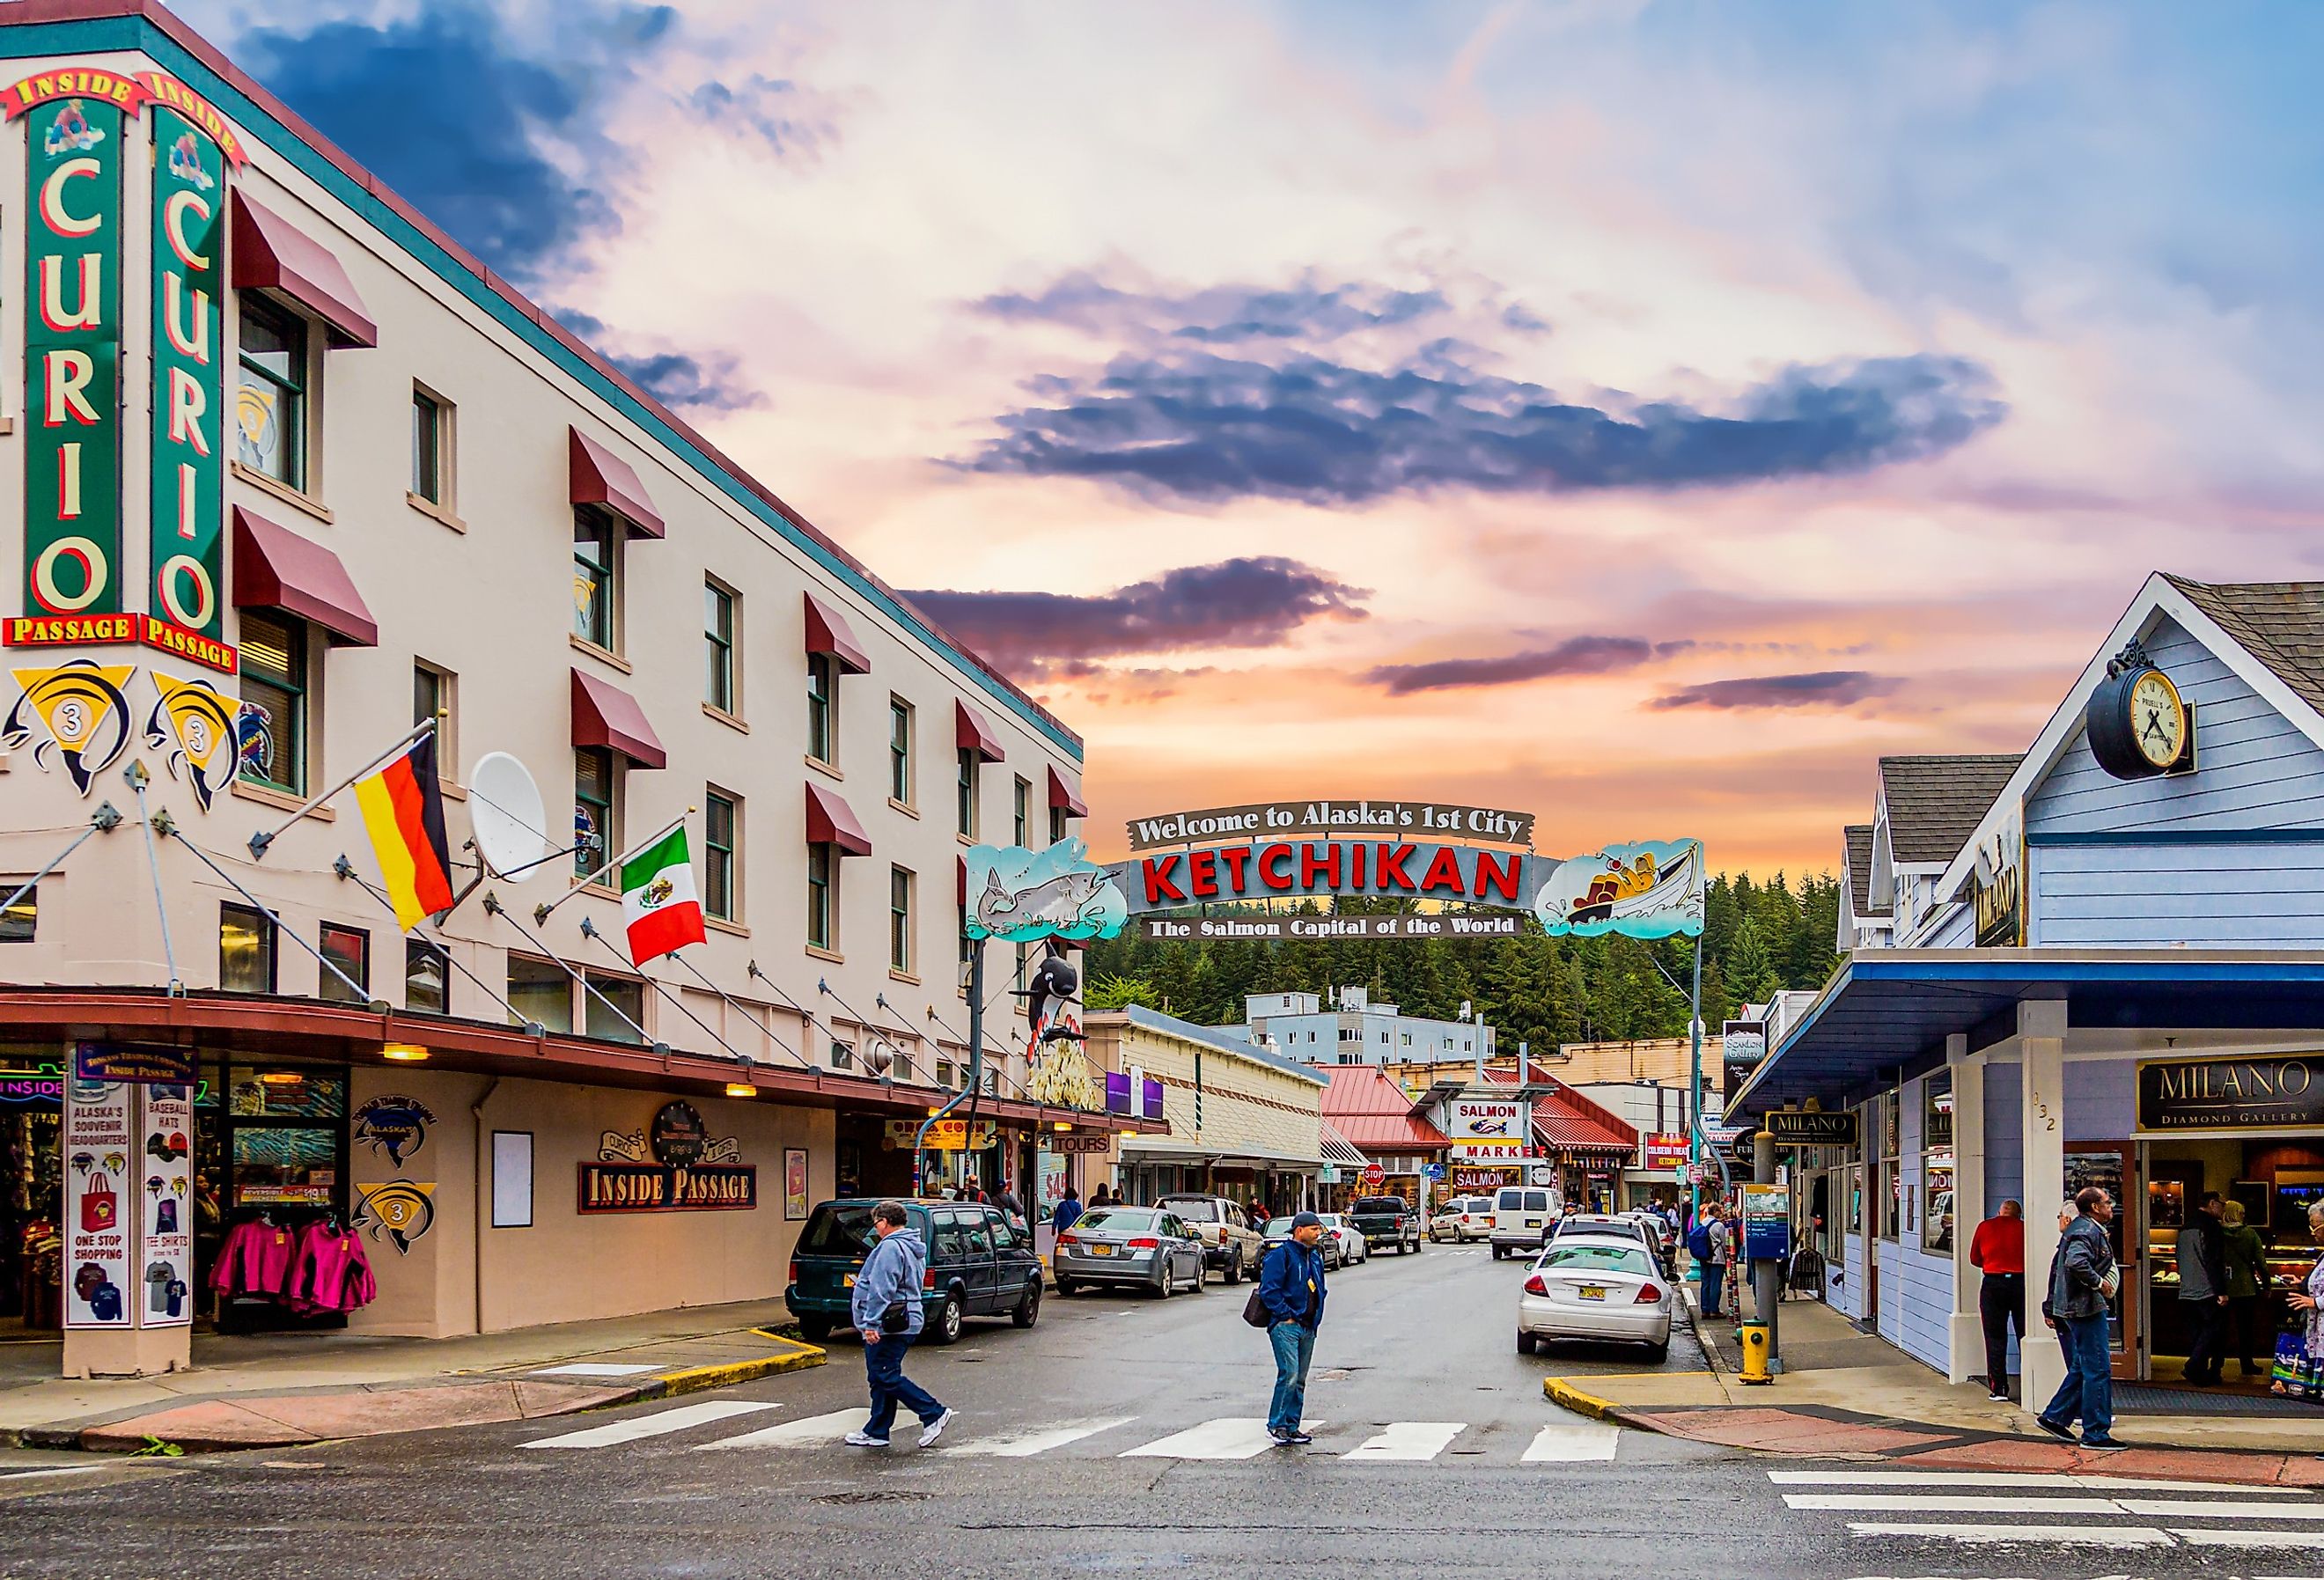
[943,1417,1136,1458]
[1122,1418,1323,1460]
[519,1400,780,1450]
[1787,1493,2124,1514]
[1845,1521,2173,1547]
[1770,1468,2316,1494]
[2121,1499,2324,1521]
[1343,1422,1464,1461]
[695,1408,869,1451]
[2176,1528,2324,1549]
[1520,1418,1620,1463]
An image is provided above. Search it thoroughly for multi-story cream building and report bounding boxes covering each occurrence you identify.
[0,2,1151,1377]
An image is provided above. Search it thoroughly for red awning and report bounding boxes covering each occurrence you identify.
[805,782,872,857]
[1047,765,1088,819]
[570,670,666,768]
[569,428,665,540]
[955,699,1004,763]
[230,194,377,349]
[957,855,967,907]
[231,507,378,646]
[804,592,870,675]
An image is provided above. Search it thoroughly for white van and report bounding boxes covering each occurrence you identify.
[1489,1186,1560,1259]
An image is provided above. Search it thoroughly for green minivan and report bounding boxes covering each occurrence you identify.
[785,1197,1043,1345]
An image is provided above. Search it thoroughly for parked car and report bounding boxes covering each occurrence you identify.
[1623,1209,1679,1274]
[1431,1194,1496,1243]
[1517,1238,1673,1363]
[1348,1194,1423,1254]
[1319,1212,1368,1266]
[785,1197,1043,1345]
[1054,1206,1209,1297]
[1489,1187,1560,1259]
[1152,1194,1266,1284]
[1260,1215,1353,1270]
[1552,1212,1662,1263]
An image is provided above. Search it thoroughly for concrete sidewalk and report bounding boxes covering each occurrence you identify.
[1545,1287,2324,1481]
[0,1300,823,1453]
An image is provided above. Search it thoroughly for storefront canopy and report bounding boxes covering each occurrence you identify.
[232,507,378,646]
[1734,948,2324,1117]
[230,193,377,348]
[569,427,665,540]
[803,592,871,675]
[570,670,666,768]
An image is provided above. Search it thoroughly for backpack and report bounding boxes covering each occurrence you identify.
[1686,1220,1715,1260]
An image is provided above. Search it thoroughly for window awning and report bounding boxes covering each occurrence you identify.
[957,855,967,907]
[231,507,378,646]
[955,698,1004,763]
[230,193,377,349]
[1047,765,1088,819]
[805,782,872,857]
[570,669,666,768]
[569,428,664,540]
[803,592,870,675]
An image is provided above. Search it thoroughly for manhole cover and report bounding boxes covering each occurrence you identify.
[813,1489,933,1506]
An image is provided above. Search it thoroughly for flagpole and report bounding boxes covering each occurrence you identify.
[482,891,656,1044]
[668,950,815,1069]
[165,826,379,1005]
[248,717,437,860]
[332,856,541,1025]
[577,917,770,1073]
[533,808,692,925]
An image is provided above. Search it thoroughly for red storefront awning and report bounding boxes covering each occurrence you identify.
[231,507,378,646]
[230,193,377,349]
[805,782,872,856]
[570,670,666,768]
[804,592,870,675]
[1047,765,1088,819]
[569,427,665,540]
[955,698,1004,763]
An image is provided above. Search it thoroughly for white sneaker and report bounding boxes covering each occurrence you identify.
[918,1408,956,1449]
[843,1429,890,1448]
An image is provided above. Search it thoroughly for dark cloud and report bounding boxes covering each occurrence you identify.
[975,273,1458,345]
[1647,671,1905,710]
[904,557,1366,672]
[1365,636,1693,695]
[961,347,2004,505]
[688,75,825,157]
[546,310,762,411]
[241,3,677,287]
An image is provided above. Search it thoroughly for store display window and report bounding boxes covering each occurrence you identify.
[1922,1070,1955,1254]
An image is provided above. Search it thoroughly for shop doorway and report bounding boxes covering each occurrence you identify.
[2136,1135,2319,1390]
[2063,1146,2139,1379]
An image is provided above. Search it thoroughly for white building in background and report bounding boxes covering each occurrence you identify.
[1231,988,1498,1069]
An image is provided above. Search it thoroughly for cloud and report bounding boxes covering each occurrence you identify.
[547,309,763,411]
[960,346,2005,505]
[1365,636,1694,695]
[239,2,677,287]
[975,272,1460,344]
[688,75,827,158]
[904,556,1367,671]
[1647,671,1905,710]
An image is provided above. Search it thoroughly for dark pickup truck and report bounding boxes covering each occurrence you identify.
[1348,1195,1423,1255]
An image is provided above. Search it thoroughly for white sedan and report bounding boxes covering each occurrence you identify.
[1517,1236,1672,1363]
[1319,1213,1368,1266]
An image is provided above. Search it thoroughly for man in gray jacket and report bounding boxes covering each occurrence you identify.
[845,1201,955,1450]
[2036,1187,2127,1450]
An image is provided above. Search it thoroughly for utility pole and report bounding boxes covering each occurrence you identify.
[1688,930,1703,1227]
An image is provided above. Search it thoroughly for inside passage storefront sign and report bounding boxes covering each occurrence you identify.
[2138,1055,2324,1132]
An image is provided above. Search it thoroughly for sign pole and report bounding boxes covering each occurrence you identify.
[1688,926,1703,1228]
[916,938,982,1196]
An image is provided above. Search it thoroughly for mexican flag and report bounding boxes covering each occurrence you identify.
[621,822,706,965]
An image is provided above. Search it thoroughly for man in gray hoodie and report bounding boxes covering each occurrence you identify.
[2037,1187,2126,1450]
[845,1201,955,1449]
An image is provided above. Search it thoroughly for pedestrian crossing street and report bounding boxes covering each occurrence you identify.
[1775,1466,2324,1552]
[518,1400,1622,1465]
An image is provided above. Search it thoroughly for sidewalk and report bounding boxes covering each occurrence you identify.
[1544,1286,2324,1486]
[0,1300,823,1453]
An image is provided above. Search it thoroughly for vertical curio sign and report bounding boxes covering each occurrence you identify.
[149,107,224,644]
[24,93,123,621]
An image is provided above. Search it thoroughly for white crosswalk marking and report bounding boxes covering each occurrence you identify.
[1770,1468,2314,1494]
[1520,1418,1620,1462]
[1773,1466,2324,1552]
[942,1417,1136,1458]
[1787,1493,2125,1515]
[1343,1422,1464,1461]
[1844,1521,2173,1547]
[1122,1418,1323,1460]
[695,1407,869,1451]
[519,1400,780,1450]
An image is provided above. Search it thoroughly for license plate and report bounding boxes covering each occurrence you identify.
[1091,1244,1114,1256]
[1577,1284,1607,1301]
[842,1275,857,1288]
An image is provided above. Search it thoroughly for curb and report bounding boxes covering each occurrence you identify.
[646,1333,827,1400]
[1541,1376,1620,1422]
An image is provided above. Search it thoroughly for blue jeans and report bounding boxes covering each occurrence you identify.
[1267,1320,1316,1437]
[2041,1313,2114,1440]
[863,1332,945,1439]
[1699,1260,1726,1317]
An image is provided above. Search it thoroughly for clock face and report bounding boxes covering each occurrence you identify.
[2129,669,2185,768]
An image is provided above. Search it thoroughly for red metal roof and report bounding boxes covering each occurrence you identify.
[1486,1063,1639,1156]
[1320,1065,1451,1151]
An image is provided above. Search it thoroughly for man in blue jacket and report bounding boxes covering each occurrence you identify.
[845,1201,955,1450]
[1259,1211,1329,1445]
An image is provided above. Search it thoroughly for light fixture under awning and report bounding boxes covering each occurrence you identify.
[231,193,378,349]
[804,592,870,675]
[805,781,872,857]
[570,669,666,768]
[955,698,1004,763]
[232,507,379,646]
[1047,765,1088,819]
[570,427,665,540]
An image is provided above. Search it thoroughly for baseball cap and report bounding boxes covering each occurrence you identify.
[1291,1211,1323,1231]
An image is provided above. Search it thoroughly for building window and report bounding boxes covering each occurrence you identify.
[0,881,36,941]
[237,297,306,489]
[220,902,276,993]
[957,748,979,837]
[1013,776,1031,846]
[704,789,738,922]
[410,385,450,505]
[238,610,309,795]
[1922,1071,1955,1256]
[507,955,571,1033]
[1049,806,1067,845]
[413,661,454,774]
[890,865,915,974]
[829,1038,854,1070]
[1877,1092,1901,1241]
[572,506,619,650]
[574,747,615,881]
[704,580,737,715]
[807,842,835,952]
[889,698,914,805]
[406,938,448,1014]
[806,653,838,765]
[937,1058,956,1088]
[318,922,369,1003]
[585,970,645,1043]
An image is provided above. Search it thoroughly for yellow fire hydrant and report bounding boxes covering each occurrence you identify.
[1739,1319,1773,1385]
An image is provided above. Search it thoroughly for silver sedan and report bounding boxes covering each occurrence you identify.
[1054,1207,1208,1297]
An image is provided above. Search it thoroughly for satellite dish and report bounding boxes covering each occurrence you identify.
[468,752,557,878]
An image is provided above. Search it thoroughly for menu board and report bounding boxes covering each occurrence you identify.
[63,1079,134,1329]
[139,1084,194,1326]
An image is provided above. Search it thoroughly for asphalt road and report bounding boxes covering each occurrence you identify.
[0,1241,2310,1578]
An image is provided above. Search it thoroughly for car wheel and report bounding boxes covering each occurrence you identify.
[1225,1250,1244,1286]
[797,1314,833,1343]
[1643,1339,1669,1364]
[929,1290,965,1346]
[1054,1275,1076,1297]
[1153,1263,1173,1299]
[1012,1281,1041,1328]
[1517,1331,1538,1355]
[1491,1246,1504,1261]
[1193,1259,1208,1291]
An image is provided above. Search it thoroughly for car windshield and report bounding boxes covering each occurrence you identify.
[1540,1243,1653,1276]
[1159,1199,1218,1222]
[798,1203,882,1256]
[1077,1209,1157,1232]
[1353,1198,1403,1212]
[1318,1215,1346,1228]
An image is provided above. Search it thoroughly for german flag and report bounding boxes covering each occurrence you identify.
[353,731,455,930]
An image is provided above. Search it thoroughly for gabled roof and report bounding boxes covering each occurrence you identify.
[1485,1064,1639,1156]
[1110,1006,1329,1087]
[1843,825,1887,918]
[1878,755,2023,865]
[1320,1065,1451,1150]
[2164,577,2324,721]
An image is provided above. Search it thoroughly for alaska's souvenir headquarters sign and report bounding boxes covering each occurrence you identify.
[2137,1055,2324,1133]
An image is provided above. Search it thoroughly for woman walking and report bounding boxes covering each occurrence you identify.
[2221,1200,2269,1383]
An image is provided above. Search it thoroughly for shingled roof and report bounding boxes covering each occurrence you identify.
[1878,755,2022,866]
[1843,824,1886,917]
[2166,576,2324,722]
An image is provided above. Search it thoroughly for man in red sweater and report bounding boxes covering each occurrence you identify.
[1970,1200,2026,1401]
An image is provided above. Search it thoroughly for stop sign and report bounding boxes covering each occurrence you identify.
[1362,1162,1386,1187]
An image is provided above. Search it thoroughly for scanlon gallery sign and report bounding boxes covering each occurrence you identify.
[1110,799,1703,943]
